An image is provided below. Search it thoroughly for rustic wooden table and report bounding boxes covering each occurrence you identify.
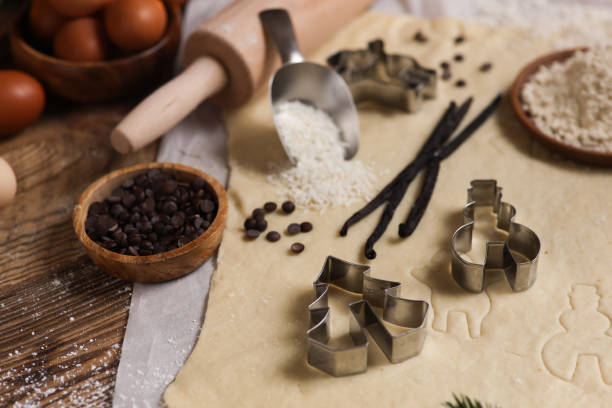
[0,101,157,406]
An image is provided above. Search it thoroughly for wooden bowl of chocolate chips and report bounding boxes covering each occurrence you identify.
[73,162,228,283]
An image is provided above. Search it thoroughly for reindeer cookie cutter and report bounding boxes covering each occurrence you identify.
[450,180,541,293]
[327,39,436,113]
[307,256,428,377]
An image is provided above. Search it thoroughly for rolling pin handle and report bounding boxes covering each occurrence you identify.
[111,56,228,154]
[259,9,304,65]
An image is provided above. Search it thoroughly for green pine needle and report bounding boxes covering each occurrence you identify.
[443,394,500,408]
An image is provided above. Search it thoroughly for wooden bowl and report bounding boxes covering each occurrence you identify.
[9,1,181,102]
[73,162,228,283]
[511,47,612,166]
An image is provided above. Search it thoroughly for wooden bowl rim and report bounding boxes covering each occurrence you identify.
[510,46,612,166]
[10,0,180,69]
[73,162,228,266]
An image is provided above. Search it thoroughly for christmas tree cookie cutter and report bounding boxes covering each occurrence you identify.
[327,39,437,113]
[450,179,541,293]
[307,256,429,377]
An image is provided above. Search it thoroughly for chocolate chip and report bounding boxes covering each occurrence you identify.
[252,208,265,220]
[455,79,466,87]
[290,242,305,254]
[440,61,450,70]
[281,201,295,214]
[414,31,427,42]
[244,218,257,230]
[170,215,184,228]
[162,200,178,215]
[160,179,178,195]
[265,231,281,242]
[454,35,465,44]
[300,222,313,233]
[199,199,215,214]
[191,177,206,190]
[479,62,492,72]
[441,70,452,80]
[263,202,277,212]
[255,219,267,232]
[88,201,108,216]
[122,178,134,189]
[246,229,260,239]
[287,223,300,235]
[454,54,464,62]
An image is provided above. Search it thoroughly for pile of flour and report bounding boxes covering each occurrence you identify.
[521,46,612,152]
[268,101,376,210]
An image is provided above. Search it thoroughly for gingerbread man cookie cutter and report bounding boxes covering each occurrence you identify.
[326,39,436,113]
[307,256,429,377]
[450,179,541,293]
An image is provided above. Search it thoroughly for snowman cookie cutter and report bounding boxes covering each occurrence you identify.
[450,179,541,293]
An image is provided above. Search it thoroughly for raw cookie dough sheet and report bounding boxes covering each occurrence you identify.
[164,13,612,407]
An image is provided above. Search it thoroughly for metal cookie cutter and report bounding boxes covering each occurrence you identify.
[327,39,437,112]
[450,180,541,293]
[307,256,428,377]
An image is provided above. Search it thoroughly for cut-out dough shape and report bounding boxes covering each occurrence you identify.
[542,285,612,385]
[412,251,490,338]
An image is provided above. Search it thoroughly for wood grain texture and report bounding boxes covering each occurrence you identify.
[0,102,157,407]
[73,162,228,283]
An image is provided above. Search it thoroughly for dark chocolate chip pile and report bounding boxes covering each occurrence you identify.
[85,169,217,256]
[243,200,311,254]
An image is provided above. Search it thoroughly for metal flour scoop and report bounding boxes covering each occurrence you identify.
[259,9,360,164]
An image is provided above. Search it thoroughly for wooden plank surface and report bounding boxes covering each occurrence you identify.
[0,101,158,407]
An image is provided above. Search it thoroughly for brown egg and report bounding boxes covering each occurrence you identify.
[105,0,167,52]
[49,0,116,17]
[0,157,17,208]
[53,18,109,62]
[0,70,45,137]
[28,0,68,42]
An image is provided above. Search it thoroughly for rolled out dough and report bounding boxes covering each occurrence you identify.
[164,13,612,407]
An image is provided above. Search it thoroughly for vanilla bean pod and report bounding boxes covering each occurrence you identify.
[397,98,475,237]
[363,98,472,258]
[397,161,439,237]
[435,93,503,160]
[357,93,502,259]
[339,102,457,237]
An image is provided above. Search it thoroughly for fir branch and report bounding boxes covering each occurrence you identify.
[443,394,500,408]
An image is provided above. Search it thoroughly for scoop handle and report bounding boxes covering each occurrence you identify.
[259,9,304,65]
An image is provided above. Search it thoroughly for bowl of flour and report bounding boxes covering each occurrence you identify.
[511,46,612,166]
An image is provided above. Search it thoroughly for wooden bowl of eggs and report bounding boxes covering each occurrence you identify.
[73,162,228,283]
[10,0,181,102]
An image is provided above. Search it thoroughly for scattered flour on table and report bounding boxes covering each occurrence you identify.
[521,46,612,152]
[268,101,376,210]
[469,0,612,49]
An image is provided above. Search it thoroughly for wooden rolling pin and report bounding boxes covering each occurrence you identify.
[111,0,373,154]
